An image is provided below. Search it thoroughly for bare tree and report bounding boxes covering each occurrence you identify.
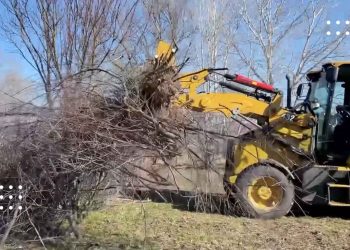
[288,1,349,86]
[123,0,195,67]
[193,0,237,69]
[0,0,139,107]
[229,0,349,86]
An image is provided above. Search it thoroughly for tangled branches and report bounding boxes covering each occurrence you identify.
[0,59,187,243]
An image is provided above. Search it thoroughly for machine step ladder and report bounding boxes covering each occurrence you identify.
[327,183,350,207]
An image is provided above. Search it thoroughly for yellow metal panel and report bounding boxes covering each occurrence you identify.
[274,126,312,153]
[276,127,304,140]
[229,175,237,184]
[328,61,350,67]
[337,166,350,171]
[156,40,175,65]
[176,69,284,120]
[233,144,268,176]
[177,91,278,118]
[178,70,209,94]
[327,183,350,188]
[298,131,312,152]
[329,201,350,207]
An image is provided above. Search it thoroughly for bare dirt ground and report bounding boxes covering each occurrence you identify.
[72,200,350,250]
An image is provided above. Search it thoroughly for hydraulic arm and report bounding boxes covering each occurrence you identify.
[155,40,314,130]
[176,68,284,122]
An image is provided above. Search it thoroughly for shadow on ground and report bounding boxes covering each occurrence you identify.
[130,189,350,219]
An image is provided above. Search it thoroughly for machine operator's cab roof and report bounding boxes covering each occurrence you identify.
[307,61,350,83]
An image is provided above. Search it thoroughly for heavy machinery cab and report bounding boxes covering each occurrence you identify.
[302,63,350,165]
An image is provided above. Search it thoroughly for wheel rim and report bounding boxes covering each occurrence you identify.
[247,176,284,211]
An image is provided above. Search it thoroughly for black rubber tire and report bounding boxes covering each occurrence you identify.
[235,165,295,219]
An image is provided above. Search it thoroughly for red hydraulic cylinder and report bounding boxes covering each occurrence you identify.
[224,73,275,92]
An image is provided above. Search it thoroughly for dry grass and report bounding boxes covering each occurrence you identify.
[72,200,350,250]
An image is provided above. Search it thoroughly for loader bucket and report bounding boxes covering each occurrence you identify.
[155,40,176,66]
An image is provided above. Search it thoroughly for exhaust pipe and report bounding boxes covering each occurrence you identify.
[286,74,292,108]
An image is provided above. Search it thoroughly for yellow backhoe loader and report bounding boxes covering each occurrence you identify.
[156,41,350,219]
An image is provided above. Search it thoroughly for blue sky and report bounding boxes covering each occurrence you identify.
[325,0,350,32]
[0,0,350,91]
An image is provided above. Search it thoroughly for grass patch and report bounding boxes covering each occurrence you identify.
[72,200,350,249]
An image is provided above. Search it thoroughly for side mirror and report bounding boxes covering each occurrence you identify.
[296,83,310,99]
[326,66,338,83]
[296,84,304,97]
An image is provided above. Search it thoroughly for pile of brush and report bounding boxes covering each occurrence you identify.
[138,58,180,110]
[0,55,187,242]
